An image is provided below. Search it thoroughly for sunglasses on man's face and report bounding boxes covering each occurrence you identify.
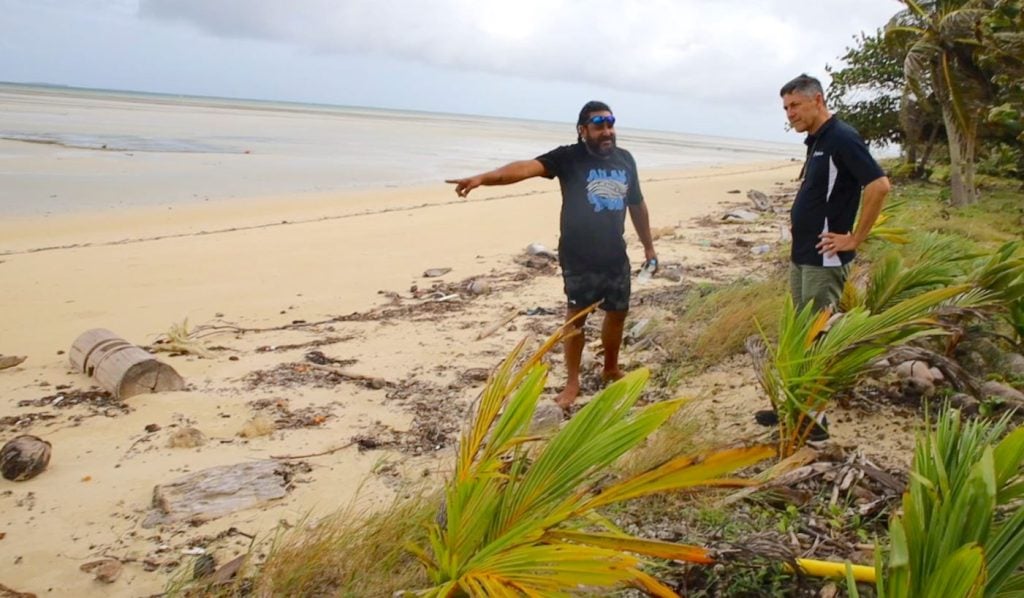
[584,115,616,126]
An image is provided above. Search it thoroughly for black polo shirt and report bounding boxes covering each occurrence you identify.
[790,117,885,267]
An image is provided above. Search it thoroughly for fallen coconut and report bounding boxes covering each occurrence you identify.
[1,435,52,481]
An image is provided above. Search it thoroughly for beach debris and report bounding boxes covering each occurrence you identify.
[422,267,452,278]
[626,318,652,343]
[238,415,276,438]
[476,308,519,340]
[150,319,214,358]
[1,435,52,482]
[69,329,185,399]
[0,582,36,597]
[750,244,772,255]
[523,306,557,316]
[461,367,490,383]
[168,427,206,449]
[747,189,771,211]
[466,278,491,295]
[303,362,387,389]
[272,439,356,460]
[144,460,293,527]
[192,554,217,580]
[720,209,759,223]
[529,403,563,434]
[144,423,161,433]
[206,554,246,585]
[80,558,122,583]
[525,242,557,260]
[0,355,27,371]
[727,189,741,194]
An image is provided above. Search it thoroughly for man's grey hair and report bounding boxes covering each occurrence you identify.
[780,74,825,102]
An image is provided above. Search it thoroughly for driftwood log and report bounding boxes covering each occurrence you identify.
[69,329,184,399]
[143,460,290,528]
[0,435,52,481]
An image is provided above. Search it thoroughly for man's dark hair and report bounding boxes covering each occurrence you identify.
[577,100,612,126]
[780,74,825,101]
[577,100,612,142]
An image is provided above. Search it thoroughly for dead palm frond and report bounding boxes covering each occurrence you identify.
[152,318,214,358]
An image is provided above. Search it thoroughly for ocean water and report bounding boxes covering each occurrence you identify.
[0,83,801,216]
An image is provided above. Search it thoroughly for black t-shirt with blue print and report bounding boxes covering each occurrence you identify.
[791,117,884,267]
[536,142,644,273]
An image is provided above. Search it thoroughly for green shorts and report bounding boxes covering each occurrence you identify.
[789,262,851,312]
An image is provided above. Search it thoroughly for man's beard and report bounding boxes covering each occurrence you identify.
[584,134,616,156]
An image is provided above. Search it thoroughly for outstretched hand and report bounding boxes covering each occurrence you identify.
[445,176,482,197]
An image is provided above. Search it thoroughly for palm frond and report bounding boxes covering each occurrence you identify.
[414,325,775,595]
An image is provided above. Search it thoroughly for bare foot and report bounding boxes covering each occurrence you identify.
[555,382,580,411]
[601,368,625,384]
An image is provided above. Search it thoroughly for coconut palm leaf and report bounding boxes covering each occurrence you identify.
[862,409,1024,597]
[757,283,978,456]
[412,325,775,596]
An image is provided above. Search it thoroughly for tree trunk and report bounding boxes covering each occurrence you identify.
[940,102,978,206]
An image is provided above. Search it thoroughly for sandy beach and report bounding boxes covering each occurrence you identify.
[0,86,814,596]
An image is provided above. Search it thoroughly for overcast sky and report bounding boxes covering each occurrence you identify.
[0,0,903,142]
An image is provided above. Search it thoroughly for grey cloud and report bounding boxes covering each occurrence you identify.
[139,0,901,103]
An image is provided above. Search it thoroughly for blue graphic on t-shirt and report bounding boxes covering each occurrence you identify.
[586,168,628,212]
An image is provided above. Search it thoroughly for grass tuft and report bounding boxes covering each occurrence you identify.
[661,276,788,373]
[252,494,434,597]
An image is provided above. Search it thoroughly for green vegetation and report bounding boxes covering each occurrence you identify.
[828,0,1024,201]
[660,276,787,374]
[851,408,1024,597]
[408,328,774,596]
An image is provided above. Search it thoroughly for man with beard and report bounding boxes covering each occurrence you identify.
[446,101,657,410]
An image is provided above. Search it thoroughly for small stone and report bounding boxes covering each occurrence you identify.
[0,355,27,370]
[895,360,934,383]
[145,423,161,433]
[422,267,452,278]
[981,381,1024,406]
[1002,353,1024,377]
[529,403,563,434]
[949,393,980,416]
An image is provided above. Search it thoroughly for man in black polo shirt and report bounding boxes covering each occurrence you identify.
[446,101,657,410]
[781,74,891,312]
